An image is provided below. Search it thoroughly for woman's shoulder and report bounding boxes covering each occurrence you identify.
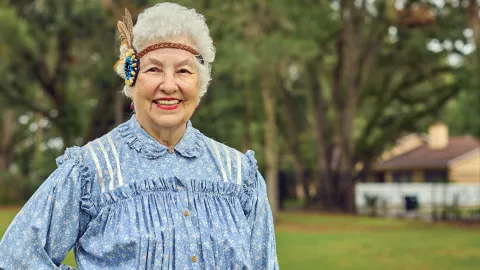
[55,145,87,167]
[195,132,259,181]
[195,132,241,158]
[54,127,127,199]
[55,123,125,168]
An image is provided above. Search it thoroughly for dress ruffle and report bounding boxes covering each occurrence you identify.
[91,177,243,208]
[117,117,203,159]
[56,146,98,217]
[84,150,261,214]
[175,128,204,158]
[55,146,84,167]
[240,150,259,216]
[117,122,168,159]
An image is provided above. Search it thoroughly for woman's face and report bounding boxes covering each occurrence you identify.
[132,36,200,132]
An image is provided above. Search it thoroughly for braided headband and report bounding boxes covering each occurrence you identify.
[138,42,200,58]
[115,9,204,87]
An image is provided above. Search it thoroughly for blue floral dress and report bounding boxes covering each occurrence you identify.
[0,116,278,269]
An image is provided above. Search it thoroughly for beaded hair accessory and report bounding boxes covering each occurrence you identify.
[114,9,138,86]
[114,8,205,87]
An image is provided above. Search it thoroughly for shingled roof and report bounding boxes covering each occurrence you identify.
[375,136,480,171]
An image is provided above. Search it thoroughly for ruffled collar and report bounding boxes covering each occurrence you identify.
[117,115,203,159]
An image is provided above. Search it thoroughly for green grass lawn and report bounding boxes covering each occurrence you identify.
[1,207,480,269]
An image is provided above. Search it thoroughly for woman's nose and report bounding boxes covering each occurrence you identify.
[160,71,178,94]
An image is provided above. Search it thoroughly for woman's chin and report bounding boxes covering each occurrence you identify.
[150,114,186,129]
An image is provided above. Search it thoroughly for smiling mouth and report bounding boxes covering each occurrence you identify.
[153,99,182,111]
[153,99,181,105]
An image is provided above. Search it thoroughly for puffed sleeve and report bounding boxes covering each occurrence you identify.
[0,147,89,270]
[241,150,279,270]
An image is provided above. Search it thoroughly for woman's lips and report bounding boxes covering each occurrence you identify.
[153,99,181,110]
[155,103,180,110]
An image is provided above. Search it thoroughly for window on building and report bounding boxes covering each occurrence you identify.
[392,171,412,183]
[424,170,448,183]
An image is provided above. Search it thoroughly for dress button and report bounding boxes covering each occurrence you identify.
[184,210,189,217]
[191,255,197,263]
[168,149,174,154]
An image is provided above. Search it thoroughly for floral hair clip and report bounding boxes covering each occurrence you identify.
[123,48,139,86]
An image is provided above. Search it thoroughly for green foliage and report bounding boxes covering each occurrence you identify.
[0,6,35,62]
[443,88,480,138]
[0,0,478,208]
[442,56,480,138]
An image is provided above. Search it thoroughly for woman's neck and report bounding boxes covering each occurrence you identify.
[136,116,187,150]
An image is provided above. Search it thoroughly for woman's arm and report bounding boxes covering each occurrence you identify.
[248,170,279,270]
[0,159,83,269]
[243,151,279,270]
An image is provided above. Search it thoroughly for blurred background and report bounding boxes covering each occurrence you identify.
[1,0,480,269]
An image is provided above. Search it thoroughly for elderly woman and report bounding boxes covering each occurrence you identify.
[0,3,278,269]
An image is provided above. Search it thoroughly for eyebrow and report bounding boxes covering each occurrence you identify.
[145,57,193,67]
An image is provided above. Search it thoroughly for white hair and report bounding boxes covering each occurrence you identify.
[115,2,215,100]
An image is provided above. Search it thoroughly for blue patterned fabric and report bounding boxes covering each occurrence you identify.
[0,116,278,269]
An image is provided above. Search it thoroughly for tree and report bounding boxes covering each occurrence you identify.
[442,0,480,138]
[0,0,124,145]
[266,0,466,211]
[0,0,473,212]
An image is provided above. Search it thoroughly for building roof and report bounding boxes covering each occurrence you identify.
[375,136,480,171]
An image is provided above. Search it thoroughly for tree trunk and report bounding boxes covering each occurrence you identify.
[0,109,16,170]
[467,0,480,70]
[261,72,279,218]
[308,60,334,209]
[468,0,479,45]
[338,154,356,212]
[279,80,310,206]
[33,111,44,165]
[243,83,253,152]
[331,0,361,213]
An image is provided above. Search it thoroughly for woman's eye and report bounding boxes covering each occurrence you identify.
[147,67,160,72]
[178,69,191,74]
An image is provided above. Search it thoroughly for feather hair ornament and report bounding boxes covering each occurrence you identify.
[117,21,132,48]
[124,9,134,40]
[118,8,134,48]
[114,8,139,87]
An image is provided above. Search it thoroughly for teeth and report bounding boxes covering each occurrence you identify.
[155,100,180,105]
